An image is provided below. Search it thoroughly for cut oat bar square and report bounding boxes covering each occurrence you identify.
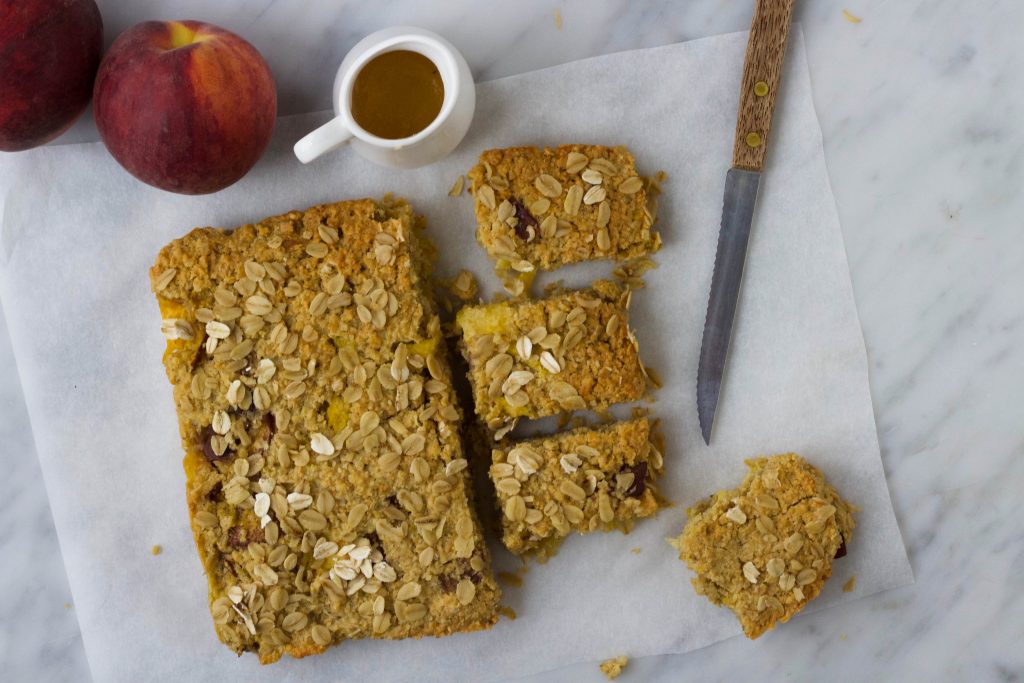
[669,454,855,639]
[468,145,661,271]
[453,280,647,431]
[151,197,500,664]
[490,418,663,556]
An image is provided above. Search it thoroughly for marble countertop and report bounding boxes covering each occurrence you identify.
[1,0,1021,681]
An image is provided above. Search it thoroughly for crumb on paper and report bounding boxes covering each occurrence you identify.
[647,170,668,196]
[612,256,658,291]
[497,571,524,587]
[842,575,857,592]
[542,279,566,297]
[448,175,465,196]
[555,9,562,29]
[498,267,534,299]
[498,562,529,587]
[843,9,862,23]
[435,269,479,317]
[151,544,162,556]
[642,364,663,389]
[631,547,641,554]
[64,603,71,609]
[497,605,517,620]
[644,172,666,228]
[566,414,590,430]
[840,632,847,640]
[448,269,478,301]
[600,655,628,680]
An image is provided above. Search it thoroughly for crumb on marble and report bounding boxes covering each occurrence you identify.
[498,605,517,621]
[64,603,71,609]
[842,575,857,592]
[842,9,862,23]
[151,544,162,556]
[631,547,641,554]
[600,655,628,680]
[555,9,562,29]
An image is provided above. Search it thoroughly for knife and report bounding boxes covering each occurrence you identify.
[697,0,796,445]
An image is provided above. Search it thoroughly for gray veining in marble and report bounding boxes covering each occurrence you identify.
[2,0,1023,681]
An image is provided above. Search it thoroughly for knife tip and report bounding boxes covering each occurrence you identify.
[697,381,716,445]
[697,393,714,444]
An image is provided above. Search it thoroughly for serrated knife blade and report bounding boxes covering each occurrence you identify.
[697,168,760,444]
[696,0,795,444]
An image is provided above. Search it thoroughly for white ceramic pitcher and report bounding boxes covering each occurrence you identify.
[293,26,475,169]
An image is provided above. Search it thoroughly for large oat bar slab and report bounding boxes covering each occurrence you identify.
[453,281,647,430]
[152,198,499,664]
[490,418,663,555]
[669,454,855,639]
[468,145,660,271]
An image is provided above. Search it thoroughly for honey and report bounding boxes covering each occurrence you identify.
[351,50,444,139]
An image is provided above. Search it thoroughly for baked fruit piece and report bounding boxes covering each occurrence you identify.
[468,145,661,272]
[151,198,499,664]
[453,280,647,432]
[490,418,663,556]
[670,454,855,639]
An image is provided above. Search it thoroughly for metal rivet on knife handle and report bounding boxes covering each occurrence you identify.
[754,81,769,97]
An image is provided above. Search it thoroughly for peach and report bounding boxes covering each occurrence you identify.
[93,20,277,194]
[0,0,104,152]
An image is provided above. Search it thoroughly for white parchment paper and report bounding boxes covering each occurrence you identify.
[0,30,912,683]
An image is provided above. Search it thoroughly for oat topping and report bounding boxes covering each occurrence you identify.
[160,318,194,340]
[154,268,178,292]
[582,185,606,205]
[618,176,644,194]
[151,198,500,664]
[476,184,496,210]
[205,320,231,339]
[565,151,588,174]
[534,173,563,198]
[724,505,748,524]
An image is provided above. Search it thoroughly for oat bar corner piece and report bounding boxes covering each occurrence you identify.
[468,145,660,271]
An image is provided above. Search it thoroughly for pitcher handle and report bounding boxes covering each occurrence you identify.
[294,116,353,164]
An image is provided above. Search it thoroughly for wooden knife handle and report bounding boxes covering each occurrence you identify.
[731,0,796,171]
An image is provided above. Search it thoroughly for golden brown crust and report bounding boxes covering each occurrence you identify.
[670,454,855,639]
[490,418,663,556]
[468,145,660,271]
[151,198,499,664]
